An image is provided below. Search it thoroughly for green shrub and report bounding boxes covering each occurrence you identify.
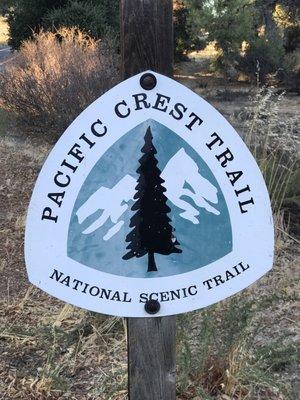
[196,0,256,65]
[174,0,207,60]
[3,0,119,49]
[239,86,299,211]
[174,0,192,61]
[186,1,294,84]
[282,51,300,92]
[4,0,67,49]
[284,24,300,53]
[44,0,119,40]
[0,28,119,137]
[239,37,285,83]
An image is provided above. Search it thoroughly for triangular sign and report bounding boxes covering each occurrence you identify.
[25,71,274,317]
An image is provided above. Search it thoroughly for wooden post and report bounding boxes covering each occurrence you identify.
[120,1,176,399]
[127,317,176,399]
[121,0,174,78]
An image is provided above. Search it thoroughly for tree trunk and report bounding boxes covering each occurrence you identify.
[148,252,157,272]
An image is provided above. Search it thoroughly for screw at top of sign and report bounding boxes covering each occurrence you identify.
[140,73,157,90]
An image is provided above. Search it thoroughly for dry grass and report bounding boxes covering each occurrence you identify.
[0,127,129,399]
[177,229,299,400]
[240,86,299,212]
[0,16,8,46]
[174,78,300,400]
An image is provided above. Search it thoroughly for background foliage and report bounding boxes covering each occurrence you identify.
[183,0,299,82]
[0,2,298,399]
[1,0,119,49]
[1,0,299,84]
[1,0,67,49]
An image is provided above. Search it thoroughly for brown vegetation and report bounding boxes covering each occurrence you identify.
[0,28,119,137]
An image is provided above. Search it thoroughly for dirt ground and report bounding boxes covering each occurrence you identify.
[175,58,299,129]
[0,61,299,399]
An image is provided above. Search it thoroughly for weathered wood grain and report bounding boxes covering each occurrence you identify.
[121,1,176,399]
[120,0,174,79]
[127,317,176,400]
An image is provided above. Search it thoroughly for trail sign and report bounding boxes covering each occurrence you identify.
[25,71,274,317]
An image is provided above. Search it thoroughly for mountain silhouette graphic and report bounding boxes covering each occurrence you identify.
[68,119,232,278]
[76,148,220,241]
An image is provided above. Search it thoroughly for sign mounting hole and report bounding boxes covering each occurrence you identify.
[140,73,157,90]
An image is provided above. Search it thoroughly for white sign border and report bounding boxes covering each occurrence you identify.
[25,71,274,317]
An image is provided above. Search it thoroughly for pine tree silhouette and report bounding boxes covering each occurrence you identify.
[122,126,182,272]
